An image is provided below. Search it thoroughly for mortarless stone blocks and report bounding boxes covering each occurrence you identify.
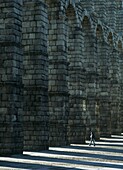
[22,0,49,151]
[0,0,123,156]
[0,0,23,155]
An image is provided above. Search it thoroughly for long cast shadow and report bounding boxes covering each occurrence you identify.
[0,160,83,170]
[92,143,123,147]
[98,139,123,143]
[1,153,123,170]
[0,136,123,170]
[21,147,123,162]
[68,145,123,153]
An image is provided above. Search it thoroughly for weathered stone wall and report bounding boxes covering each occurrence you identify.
[119,50,123,132]
[115,0,123,33]
[115,0,123,134]
[96,26,111,137]
[66,4,86,144]
[0,0,123,155]
[106,1,116,30]
[93,0,107,23]
[109,48,121,134]
[22,0,49,151]
[47,0,69,146]
[0,0,23,155]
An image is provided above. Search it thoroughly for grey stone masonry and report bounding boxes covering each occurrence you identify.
[106,0,116,30]
[119,51,123,132]
[66,7,86,144]
[22,0,49,151]
[109,48,121,135]
[48,1,69,146]
[0,0,23,155]
[82,16,100,140]
[93,0,107,23]
[97,38,111,137]
[80,0,94,12]
[1,0,123,156]
[115,0,123,34]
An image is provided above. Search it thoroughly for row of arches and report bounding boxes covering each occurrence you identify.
[47,0,123,146]
[0,0,123,155]
[65,3,123,50]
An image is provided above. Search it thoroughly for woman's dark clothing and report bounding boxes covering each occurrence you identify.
[89,131,95,146]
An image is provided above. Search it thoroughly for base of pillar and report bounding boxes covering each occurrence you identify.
[100,132,111,138]
[67,125,86,144]
[49,123,68,147]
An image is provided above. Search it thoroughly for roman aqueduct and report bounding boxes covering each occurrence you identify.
[0,0,123,155]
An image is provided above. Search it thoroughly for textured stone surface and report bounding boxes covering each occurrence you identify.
[0,0,23,155]
[0,0,123,155]
[22,0,49,151]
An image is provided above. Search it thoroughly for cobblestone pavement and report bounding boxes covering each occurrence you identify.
[0,135,123,170]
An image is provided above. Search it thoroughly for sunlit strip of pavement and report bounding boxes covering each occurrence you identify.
[0,167,26,170]
[0,134,123,170]
[49,144,123,158]
[0,156,123,170]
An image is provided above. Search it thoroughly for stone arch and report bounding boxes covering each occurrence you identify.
[96,24,103,39]
[65,3,77,69]
[107,31,114,46]
[118,40,122,51]
[82,15,92,31]
[64,0,80,26]
[65,3,76,21]
[65,3,77,64]
[66,0,76,11]
[81,9,94,29]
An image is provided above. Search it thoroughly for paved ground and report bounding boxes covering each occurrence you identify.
[0,134,123,170]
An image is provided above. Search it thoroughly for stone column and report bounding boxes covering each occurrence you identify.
[80,0,94,12]
[48,3,69,146]
[93,0,107,23]
[106,0,116,30]
[0,0,23,155]
[119,51,123,132]
[22,0,49,151]
[115,0,123,34]
[109,48,121,135]
[67,23,86,144]
[97,39,111,137]
[82,18,99,139]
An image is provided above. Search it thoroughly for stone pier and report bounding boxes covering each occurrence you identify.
[0,0,23,155]
[22,0,49,151]
[0,0,123,156]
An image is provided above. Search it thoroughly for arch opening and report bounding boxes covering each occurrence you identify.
[108,32,113,45]
[96,24,103,39]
